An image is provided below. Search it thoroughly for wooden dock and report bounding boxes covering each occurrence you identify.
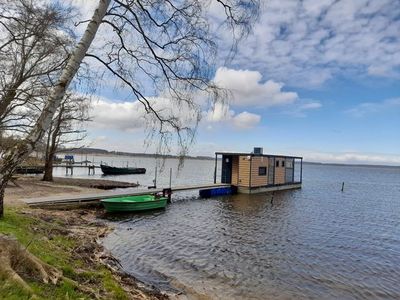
[53,164,100,175]
[23,183,231,207]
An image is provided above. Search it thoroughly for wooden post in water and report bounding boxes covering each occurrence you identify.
[88,165,95,175]
[66,165,73,176]
[300,158,303,183]
[341,182,344,192]
[154,166,157,188]
[169,168,172,189]
[163,188,172,203]
[213,153,217,184]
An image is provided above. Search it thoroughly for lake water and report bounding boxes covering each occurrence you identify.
[55,156,400,299]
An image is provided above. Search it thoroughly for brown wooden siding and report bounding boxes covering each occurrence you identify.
[238,156,250,187]
[231,156,239,185]
[274,156,285,184]
[250,156,269,187]
[231,154,297,188]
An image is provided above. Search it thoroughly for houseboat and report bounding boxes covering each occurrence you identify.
[213,147,302,194]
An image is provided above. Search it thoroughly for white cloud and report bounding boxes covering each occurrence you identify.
[63,1,400,89]
[204,67,306,128]
[205,102,261,129]
[91,99,145,131]
[345,97,400,117]
[232,111,261,129]
[229,0,400,87]
[205,102,234,122]
[90,96,199,132]
[91,95,262,132]
[214,67,298,107]
[284,100,322,117]
[66,1,99,20]
[300,102,322,110]
[367,65,395,77]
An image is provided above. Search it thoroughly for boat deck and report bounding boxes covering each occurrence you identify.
[23,183,231,207]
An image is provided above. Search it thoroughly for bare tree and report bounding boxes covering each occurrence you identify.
[0,0,73,132]
[42,93,90,181]
[0,0,259,217]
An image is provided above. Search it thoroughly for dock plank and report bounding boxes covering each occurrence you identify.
[23,183,230,207]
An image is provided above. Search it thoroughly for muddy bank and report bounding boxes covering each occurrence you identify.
[33,208,168,299]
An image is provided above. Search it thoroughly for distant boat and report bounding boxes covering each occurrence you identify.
[100,164,146,175]
[101,195,167,212]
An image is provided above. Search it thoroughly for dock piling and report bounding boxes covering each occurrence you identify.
[88,165,95,175]
[163,188,172,203]
[154,166,157,188]
[65,165,73,176]
[169,168,172,188]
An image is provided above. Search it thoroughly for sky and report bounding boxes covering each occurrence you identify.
[70,0,400,165]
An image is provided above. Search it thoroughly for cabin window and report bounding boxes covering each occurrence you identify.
[275,160,279,167]
[282,160,285,167]
[258,167,267,176]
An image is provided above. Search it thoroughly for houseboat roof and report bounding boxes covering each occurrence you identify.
[215,151,302,159]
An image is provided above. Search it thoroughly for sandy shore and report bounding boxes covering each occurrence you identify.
[4,176,137,205]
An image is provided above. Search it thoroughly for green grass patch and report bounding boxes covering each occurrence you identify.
[0,208,130,299]
[102,268,130,300]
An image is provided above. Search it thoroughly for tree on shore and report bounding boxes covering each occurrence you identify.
[0,0,73,132]
[0,0,260,217]
[42,93,90,181]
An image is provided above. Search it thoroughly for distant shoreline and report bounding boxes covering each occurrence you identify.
[62,147,214,160]
[61,148,400,168]
[303,161,400,169]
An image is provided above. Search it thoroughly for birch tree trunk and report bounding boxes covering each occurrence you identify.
[0,0,111,217]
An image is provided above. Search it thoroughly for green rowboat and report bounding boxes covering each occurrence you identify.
[101,195,168,212]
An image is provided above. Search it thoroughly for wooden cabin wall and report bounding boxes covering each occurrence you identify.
[232,154,298,188]
[231,156,239,185]
[274,157,285,184]
[250,156,269,187]
[238,156,250,186]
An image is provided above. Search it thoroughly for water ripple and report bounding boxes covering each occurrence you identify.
[103,164,400,299]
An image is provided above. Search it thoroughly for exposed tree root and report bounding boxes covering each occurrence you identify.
[0,234,62,297]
